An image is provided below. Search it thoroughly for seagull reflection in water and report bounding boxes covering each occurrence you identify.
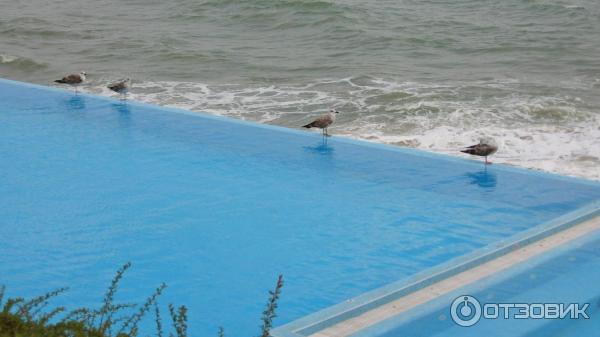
[64,95,86,111]
[111,102,132,128]
[303,137,334,156]
[465,168,497,189]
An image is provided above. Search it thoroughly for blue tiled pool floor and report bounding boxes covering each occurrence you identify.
[1,79,600,336]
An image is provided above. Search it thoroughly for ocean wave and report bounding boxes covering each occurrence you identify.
[0,54,18,63]
[523,0,596,16]
[77,77,600,181]
[0,54,47,70]
[199,0,346,12]
[0,26,88,39]
[173,0,358,33]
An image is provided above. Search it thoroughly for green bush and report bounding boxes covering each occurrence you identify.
[0,263,284,337]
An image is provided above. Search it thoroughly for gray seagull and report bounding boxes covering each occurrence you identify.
[303,108,339,136]
[55,71,86,93]
[108,78,131,100]
[461,138,498,164]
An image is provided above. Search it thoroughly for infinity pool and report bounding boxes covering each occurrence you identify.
[1,79,599,336]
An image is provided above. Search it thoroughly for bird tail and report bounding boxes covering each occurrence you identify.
[460,149,476,155]
[302,123,313,128]
[54,79,66,84]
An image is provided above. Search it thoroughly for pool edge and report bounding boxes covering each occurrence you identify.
[1,77,598,188]
[271,201,600,337]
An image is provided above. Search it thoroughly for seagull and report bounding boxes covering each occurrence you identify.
[107,78,131,100]
[54,71,86,93]
[461,138,498,165]
[303,108,339,136]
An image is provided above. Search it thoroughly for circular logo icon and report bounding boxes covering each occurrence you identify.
[451,295,482,327]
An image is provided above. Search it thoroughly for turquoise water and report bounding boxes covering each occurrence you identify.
[353,226,600,337]
[1,79,600,336]
[1,0,600,179]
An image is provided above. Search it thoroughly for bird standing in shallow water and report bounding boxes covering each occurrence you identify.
[303,108,339,136]
[461,138,498,165]
[108,78,131,100]
[54,71,86,93]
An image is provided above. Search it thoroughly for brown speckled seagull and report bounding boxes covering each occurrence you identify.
[461,138,498,165]
[55,71,86,93]
[108,78,131,100]
[303,108,339,136]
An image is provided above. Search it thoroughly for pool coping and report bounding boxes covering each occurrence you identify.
[270,202,600,337]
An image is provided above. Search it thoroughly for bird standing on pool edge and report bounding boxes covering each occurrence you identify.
[461,138,498,165]
[54,71,86,93]
[108,78,131,100]
[303,108,339,136]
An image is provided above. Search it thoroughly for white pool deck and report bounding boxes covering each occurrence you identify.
[308,215,600,337]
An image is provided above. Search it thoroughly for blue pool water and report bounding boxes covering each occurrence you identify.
[353,227,600,337]
[1,79,599,336]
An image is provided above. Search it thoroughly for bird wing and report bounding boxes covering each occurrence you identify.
[108,81,126,91]
[308,114,333,128]
[461,143,497,156]
[485,144,498,155]
[63,74,83,84]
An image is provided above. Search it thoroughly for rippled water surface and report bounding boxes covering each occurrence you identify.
[1,0,599,179]
[1,80,600,336]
